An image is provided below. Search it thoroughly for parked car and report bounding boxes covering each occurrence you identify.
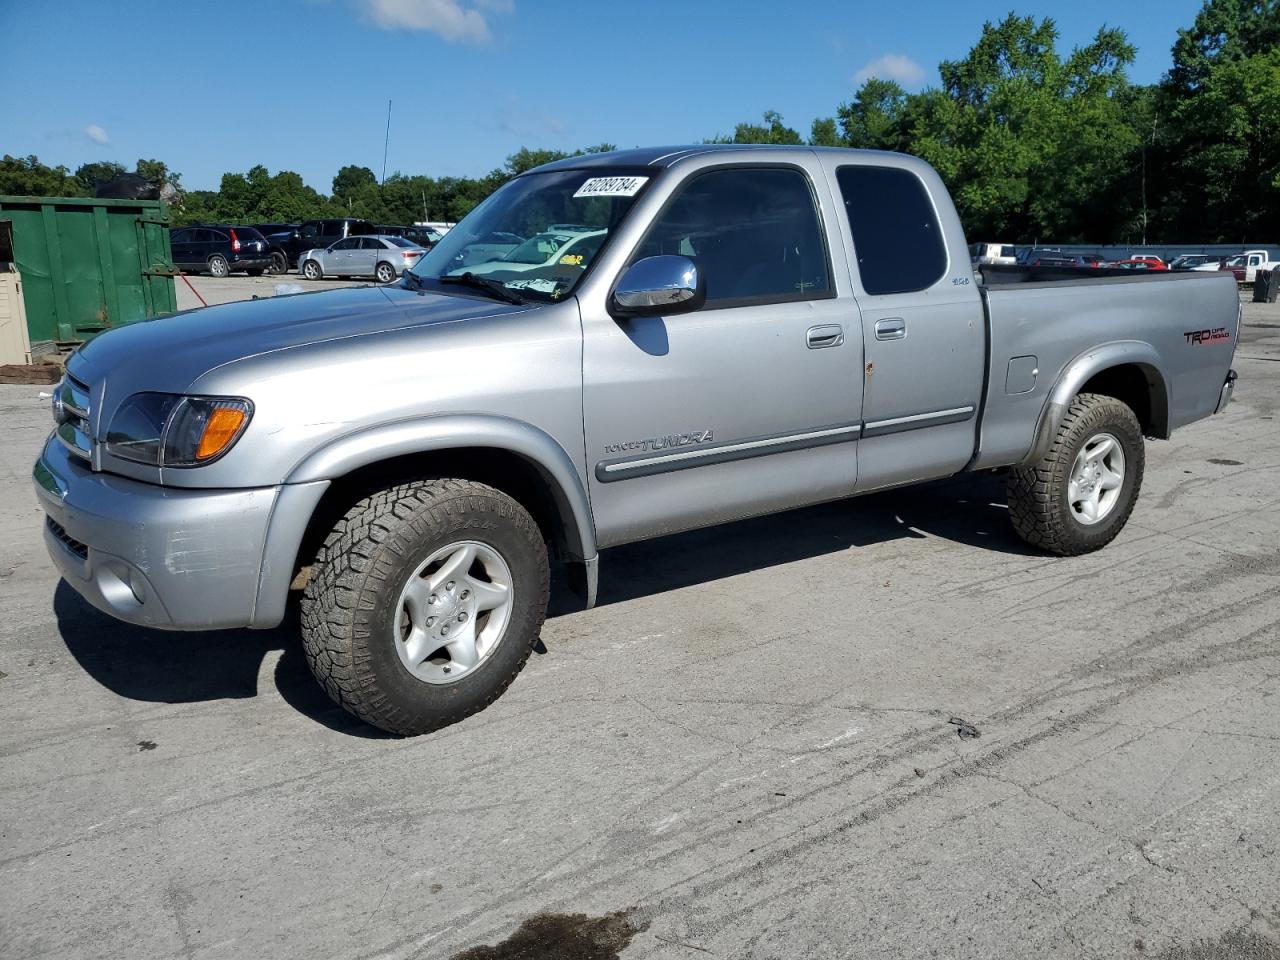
[299,234,426,282]
[1128,254,1166,266]
[250,224,299,272]
[263,219,379,276]
[970,242,1017,266]
[1018,247,1063,264]
[37,145,1240,736]
[168,225,273,277]
[1169,254,1218,271]
[1026,252,1095,268]
[1220,256,1248,282]
[378,224,443,249]
[1109,258,1170,271]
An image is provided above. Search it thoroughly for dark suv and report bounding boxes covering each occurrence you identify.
[262,218,378,273]
[169,225,273,277]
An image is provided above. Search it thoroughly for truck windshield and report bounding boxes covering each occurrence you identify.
[406,169,652,303]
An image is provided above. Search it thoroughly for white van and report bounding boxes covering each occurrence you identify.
[970,242,1018,266]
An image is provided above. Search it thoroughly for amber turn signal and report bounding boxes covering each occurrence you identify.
[196,407,248,460]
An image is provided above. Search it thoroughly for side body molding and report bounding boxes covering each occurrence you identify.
[1023,340,1170,466]
[286,413,598,560]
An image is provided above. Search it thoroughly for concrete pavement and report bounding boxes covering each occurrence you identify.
[1,297,1277,960]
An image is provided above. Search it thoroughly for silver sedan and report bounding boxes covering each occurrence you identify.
[299,235,427,283]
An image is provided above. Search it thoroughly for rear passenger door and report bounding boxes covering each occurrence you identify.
[825,161,986,492]
[356,237,383,275]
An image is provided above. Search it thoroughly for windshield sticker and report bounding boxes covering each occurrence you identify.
[559,254,584,266]
[573,176,648,198]
[504,278,562,294]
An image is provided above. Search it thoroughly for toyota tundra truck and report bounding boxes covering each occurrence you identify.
[33,146,1241,735]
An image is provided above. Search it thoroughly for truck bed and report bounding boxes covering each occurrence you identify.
[970,270,1240,470]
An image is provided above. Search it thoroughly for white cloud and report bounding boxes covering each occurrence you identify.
[852,53,926,89]
[355,0,509,43]
[84,124,110,146]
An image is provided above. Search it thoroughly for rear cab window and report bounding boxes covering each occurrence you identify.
[835,165,948,295]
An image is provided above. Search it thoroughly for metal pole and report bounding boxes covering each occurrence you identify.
[381,99,392,184]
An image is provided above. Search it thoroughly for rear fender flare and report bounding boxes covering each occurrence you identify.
[1023,340,1169,465]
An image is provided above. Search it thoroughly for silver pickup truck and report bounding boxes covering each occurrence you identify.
[33,146,1240,735]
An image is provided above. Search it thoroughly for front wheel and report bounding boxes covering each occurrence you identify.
[302,259,322,281]
[1007,393,1145,556]
[375,261,396,283]
[300,479,550,735]
[267,252,287,275]
[207,254,229,278]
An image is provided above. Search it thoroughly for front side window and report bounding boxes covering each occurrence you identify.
[408,168,652,303]
[331,237,360,251]
[630,167,831,306]
[836,165,947,295]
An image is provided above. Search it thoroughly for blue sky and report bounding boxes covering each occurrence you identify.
[1,0,1203,192]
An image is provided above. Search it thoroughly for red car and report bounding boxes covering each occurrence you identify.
[1219,256,1247,282]
[1109,258,1170,271]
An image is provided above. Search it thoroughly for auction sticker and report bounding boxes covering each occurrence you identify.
[573,176,648,198]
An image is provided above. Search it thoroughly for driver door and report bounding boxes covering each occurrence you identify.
[581,163,864,548]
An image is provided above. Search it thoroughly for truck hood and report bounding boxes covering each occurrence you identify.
[71,285,529,394]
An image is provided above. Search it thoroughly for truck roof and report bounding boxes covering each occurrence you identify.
[533,144,911,173]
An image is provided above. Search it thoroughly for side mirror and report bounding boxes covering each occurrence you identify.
[611,255,704,318]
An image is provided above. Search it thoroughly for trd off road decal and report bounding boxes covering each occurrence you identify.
[1184,328,1232,345]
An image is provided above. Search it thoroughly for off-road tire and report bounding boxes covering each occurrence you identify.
[302,259,322,281]
[1007,392,1145,556]
[375,261,396,283]
[207,254,229,278]
[300,479,550,735]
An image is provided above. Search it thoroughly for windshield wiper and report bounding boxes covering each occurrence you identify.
[437,272,526,305]
[402,270,423,290]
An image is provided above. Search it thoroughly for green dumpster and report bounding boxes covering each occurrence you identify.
[0,195,176,348]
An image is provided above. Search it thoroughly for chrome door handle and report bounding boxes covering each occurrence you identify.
[875,318,906,341]
[806,324,844,349]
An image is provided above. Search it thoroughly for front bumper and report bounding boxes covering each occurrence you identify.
[33,435,280,631]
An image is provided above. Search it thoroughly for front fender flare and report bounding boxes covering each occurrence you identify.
[1023,340,1169,466]
[284,414,597,562]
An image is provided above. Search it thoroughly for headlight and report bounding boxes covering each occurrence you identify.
[106,393,253,467]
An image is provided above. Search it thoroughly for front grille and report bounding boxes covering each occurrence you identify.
[55,373,93,461]
[46,517,89,560]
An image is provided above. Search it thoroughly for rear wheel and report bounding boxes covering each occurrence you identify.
[302,259,322,281]
[1007,393,1145,556]
[207,254,229,278]
[375,261,396,283]
[300,479,550,736]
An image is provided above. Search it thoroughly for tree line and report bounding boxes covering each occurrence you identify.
[3,0,1276,244]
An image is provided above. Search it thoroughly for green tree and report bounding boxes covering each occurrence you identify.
[837,78,910,150]
[809,117,841,147]
[332,164,377,201]
[725,110,804,145]
[0,155,82,196]
[1168,0,1280,92]
[73,161,126,193]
